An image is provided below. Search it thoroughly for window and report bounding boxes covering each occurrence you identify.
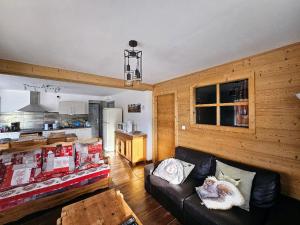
[190,74,254,133]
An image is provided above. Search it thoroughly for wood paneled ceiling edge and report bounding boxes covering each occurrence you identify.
[0,59,153,91]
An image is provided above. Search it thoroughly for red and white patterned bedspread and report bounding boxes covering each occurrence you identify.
[0,164,110,212]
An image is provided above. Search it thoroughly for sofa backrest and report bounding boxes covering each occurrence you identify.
[174,146,280,208]
[175,146,215,181]
[216,157,280,208]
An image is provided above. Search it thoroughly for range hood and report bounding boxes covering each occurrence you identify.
[18,91,48,112]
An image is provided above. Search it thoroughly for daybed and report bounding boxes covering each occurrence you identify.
[0,140,110,224]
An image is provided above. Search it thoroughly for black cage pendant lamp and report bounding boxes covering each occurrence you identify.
[124,40,142,86]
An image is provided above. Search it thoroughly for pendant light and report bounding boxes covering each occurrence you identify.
[124,40,142,86]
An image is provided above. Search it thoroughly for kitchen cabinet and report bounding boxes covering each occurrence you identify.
[58,101,88,115]
[115,130,146,166]
[42,128,92,140]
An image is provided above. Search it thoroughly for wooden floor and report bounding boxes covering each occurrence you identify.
[8,153,181,225]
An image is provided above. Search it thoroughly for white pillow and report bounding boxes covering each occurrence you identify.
[215,160,256,211]
[196,176,245,210]
[153,158,195,184]
[177,159,195,184]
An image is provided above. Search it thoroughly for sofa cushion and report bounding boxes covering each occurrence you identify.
[41,143,75,175]
[175,146,215,180]
[216,160,256,211]
[149,174,202,210]
[75,141,103,169]
[184,193,268,225]
[217,158,280,208]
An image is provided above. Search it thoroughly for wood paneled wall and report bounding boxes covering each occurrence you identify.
[153,43,300,199]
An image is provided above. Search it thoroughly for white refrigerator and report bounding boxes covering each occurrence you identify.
[103,108,122,152]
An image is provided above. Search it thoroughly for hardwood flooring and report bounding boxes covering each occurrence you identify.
[7,153,181,225]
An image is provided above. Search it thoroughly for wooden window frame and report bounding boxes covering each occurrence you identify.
[190,72,255,133]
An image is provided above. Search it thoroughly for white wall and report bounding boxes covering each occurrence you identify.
[0,90,30,112]
[111,90,153,160]
[0,90,106,112]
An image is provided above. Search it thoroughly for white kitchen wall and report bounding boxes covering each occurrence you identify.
[0,90,30,112]
[111,90,153,160]
[0,90,106,112]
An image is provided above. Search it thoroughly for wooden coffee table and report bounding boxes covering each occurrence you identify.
[57,188,142,225]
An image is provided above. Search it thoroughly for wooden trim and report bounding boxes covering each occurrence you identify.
[194,103,217,107]
[0,59,153,91]
[190,124,251,133]
[152,90,178,162]
[248,71,256,131]
[0,177,110,225]
[189,71,255,133]
[194,102,249,107]
[152,92,157,162]
[216,84,220,125]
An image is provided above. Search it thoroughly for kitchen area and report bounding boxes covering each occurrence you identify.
[0,91,115,147]
[0,74,153,160]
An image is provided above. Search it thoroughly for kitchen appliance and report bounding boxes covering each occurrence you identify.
[52,120,59,130]
[11,122,20,132]
[44,124,49,131]
[88,101,115,138]
[103,108,122,152]
[18,91,48,112]
[125,120,133,133]
[44,123,53,131]
[117,122,127,131]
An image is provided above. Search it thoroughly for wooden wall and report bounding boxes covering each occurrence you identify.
[153,43,300,199]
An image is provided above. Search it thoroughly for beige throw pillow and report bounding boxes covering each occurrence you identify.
[215,160,256,211]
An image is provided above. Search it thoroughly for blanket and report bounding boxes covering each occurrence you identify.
[196,176,245,210]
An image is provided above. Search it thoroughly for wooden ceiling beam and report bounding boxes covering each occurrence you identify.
[0,59,153,91]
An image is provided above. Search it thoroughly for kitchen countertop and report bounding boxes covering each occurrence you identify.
[0,127,92,134]
[115,129,147,137]
[41,127,92,132]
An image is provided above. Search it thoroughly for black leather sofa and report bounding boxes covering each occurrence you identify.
[144,146,300,225]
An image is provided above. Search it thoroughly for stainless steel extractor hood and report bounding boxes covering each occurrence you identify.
[18,91,48,112]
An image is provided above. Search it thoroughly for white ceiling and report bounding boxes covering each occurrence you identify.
[0,74,125,96]
[0,0,299,84]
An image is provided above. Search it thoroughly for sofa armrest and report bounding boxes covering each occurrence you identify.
[144,163,157,194]
[144,163,155,177]
[144,161,162,194]
[144,161,162,177]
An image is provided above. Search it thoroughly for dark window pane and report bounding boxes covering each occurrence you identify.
[220,79,248,103]
[220,106,249,127]
[196,107,216,125]
[195,85,216,104]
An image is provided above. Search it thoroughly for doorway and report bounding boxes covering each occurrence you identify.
[156,93,175,161]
